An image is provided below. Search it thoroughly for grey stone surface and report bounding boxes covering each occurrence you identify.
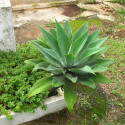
[0,0,16,52]
[77,3,110,15]
[11,0,76,11]
[13,7,71,27]
[0,90,66,125]
[80,11,97,17]
[10,0,76,5]
[97,14,114,21]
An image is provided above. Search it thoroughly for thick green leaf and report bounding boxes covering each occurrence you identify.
[29,40,50,48]
[46,65,65,75]
[56,21,71,55]
[77,47,108,68]
[70,65,95,74]
[88,37,108,48]
[37,36,48,44]
[53,75,66,85]
[91,73,112,83]
[30,41,61,67]
[79,78,96,90]
[73,22,88,42]
[78,29,100,56]
[92,64,108,72]
[84,47,108,63]
[64,54,76,66]
[65,73,77,83]
[73,30,89,56]
[75,47,106,65]
[49,29,57,39]
[25,59,43,66]
[32,62,49,72]
[85,29,100,47]
[64,21,72,39]
[28,76,53,97]
[40,47,63,66]
[81,65,95,74]
[64,81,77,113]
[90,58,115,67]
[52,77,63,87]
[39,26,61,57]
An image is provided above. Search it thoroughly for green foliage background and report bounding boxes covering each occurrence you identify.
[0,44,49,119]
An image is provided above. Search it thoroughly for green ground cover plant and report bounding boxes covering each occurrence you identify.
[26,20,115,113]
[0,44,50,119]
[116,8,125,20]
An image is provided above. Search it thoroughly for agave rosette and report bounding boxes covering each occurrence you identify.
[25,21,114,112]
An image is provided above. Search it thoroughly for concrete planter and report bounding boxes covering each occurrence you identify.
[0,0,16,52]
[0,90,66,125]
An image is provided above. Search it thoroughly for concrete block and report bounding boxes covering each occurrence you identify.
[0,90,66,125]
[0,0,16,52]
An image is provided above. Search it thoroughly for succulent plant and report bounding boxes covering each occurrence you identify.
[25,21,114,112]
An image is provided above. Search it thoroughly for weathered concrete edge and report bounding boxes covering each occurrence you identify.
[12,0,76,11]
[0,90,66,125]
[0,0,16,52]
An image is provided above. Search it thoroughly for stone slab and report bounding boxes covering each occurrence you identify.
[0,0,16,52]
[10,0,75,5]
[13,7,70,27]
[103,1,125,11]
[77,3,110,15]
[97,14,114,21]
[12,0,76,11]
[80,11,97,17]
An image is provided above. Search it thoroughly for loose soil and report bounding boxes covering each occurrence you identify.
[61,5,82,17]
[14,5,83,44]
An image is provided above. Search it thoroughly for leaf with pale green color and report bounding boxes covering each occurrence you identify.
[64,21,72,39]
[79,78,96,90]
[64,54,76,66]
[49,29,57,38]
[40,47,63,66]
[56,21,71,55]
[92,64,108,72]
[52,78,63,87]
[28,76,53,97]
[64,81,77,113]
[53,75,66,85]
[29,40,50,48]
[91,73,112,83]
[46,65,65,75]
[32,62,49,72]
[74,47,107,68]
[72,30,89,56]
[88,37,108,48]
[25,59,43,66]
[85,29,100,47]
[73,22,88,42]
[70,65,95,74]
[30,41,61,67]
[89,58,115,67]
[65,73,77,83]
[75,47,106,65]
[37,36,47,44]
[39,25,61,57]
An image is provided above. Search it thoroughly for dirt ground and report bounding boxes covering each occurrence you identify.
[14,5,82,44]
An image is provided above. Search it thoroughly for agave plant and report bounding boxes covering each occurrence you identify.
[25,21,114,112]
